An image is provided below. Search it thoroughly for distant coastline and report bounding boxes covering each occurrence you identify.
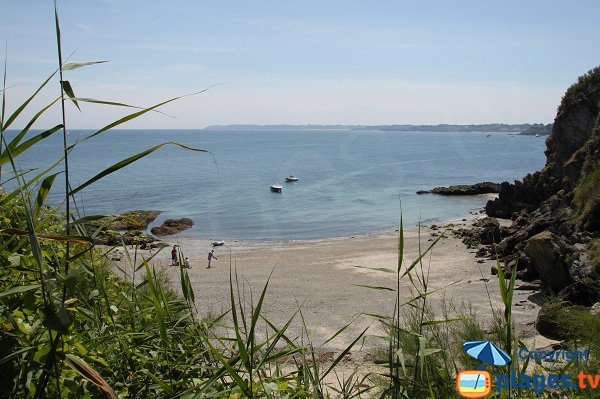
[204,123,550,133]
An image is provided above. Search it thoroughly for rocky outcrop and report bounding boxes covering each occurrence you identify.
[457,217,502,248]
[483,67,600,285]
[417,182,500,195]
[150,218,194,236]
[518,123,553,136]
[459,67,600,337]
[85,210,161,231]
[524,231,571,292]
[94,229,154,246]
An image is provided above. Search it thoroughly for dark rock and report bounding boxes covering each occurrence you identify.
[515,282,542,291]
[474,217,502,245]
[150,218,194,236]
[491,265,498,275]
[516,268,538,281]
[475,247,488,258]
[417,182,500,196]
[524,231,571,292]
[516,253,531,271]
[579,195,600,232]
[559,279,600,306]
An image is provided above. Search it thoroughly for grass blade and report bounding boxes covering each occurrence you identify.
[62,61,107,71]
[69,142,207,195]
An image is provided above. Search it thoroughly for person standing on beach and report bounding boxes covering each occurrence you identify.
[207,250,217,269]
[171,245,178,266]
[184,257,191,269]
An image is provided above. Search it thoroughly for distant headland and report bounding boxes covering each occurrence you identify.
[204,123,553,134]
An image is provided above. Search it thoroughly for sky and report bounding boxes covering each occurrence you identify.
[1,0,599,129]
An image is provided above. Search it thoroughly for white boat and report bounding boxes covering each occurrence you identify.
[535,134,540,137]
[485,134,491,137]
[270,184,283,193]
[212,240,224,247]
[285,175,299,182]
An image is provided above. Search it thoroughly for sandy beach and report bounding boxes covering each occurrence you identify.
[116,215,546,362]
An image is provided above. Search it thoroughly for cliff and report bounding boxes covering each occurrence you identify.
[484,66,600,307]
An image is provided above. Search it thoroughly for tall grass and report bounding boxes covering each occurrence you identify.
[1,3,576,399]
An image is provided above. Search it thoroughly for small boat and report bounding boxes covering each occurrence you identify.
[535,134,540,137]
[485,134,491,137]
[285,175,299,182]
[212,240,224,247]
[270,184,283,193]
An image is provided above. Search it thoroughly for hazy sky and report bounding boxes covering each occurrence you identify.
[2,1,599,129]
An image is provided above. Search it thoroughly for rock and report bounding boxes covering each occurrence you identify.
[85,210,161,231]
[475,247,488,258]
[150,218,194,236]
[123,230,154,245]
[579,194,600,232]
[590,302,600,315]
[93,229,154,246]
[525,231,572,292]
[491,265,498,275]
[559,278,600,306]
[568,255,593,282]
[416,182,500,195]
[515,282,542,291]
[474,217,502,245]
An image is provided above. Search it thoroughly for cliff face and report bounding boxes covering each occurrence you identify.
[484,66,600,303]
[487,66,600,228]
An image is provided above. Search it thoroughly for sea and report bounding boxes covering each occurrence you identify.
[8,129,547,240]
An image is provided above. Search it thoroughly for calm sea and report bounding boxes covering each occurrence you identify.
[10,129,546,240]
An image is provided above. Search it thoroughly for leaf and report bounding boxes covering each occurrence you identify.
[321,326,369,380]
[0,229,94,244]
[72,97,174,118]
[353,266,396,273]
[80,87,213,143]
[35,172,60,217]
[0,125,63,166]
[353,284,395,291]
[62,61,108,71]
[0,284,40,298]
[1,72,56,130]
[420,317,464,326]
[3,97,60,152]
[70,142,207,195]
[59,353,118,399]
[61,80,80,110]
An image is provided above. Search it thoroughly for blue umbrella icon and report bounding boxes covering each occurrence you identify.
[463,340,511,366]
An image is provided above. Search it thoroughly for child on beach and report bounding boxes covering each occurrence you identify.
[184,257,191,269]
[171,245,178,266]
[207,250,217,269]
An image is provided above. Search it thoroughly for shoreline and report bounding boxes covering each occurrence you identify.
[118,201,550,359]
[151,194,497,245]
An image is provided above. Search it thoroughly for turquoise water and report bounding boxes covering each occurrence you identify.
[12,129,546,240]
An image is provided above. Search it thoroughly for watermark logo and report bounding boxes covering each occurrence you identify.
[456,370,491,398]
[456,341,593,397]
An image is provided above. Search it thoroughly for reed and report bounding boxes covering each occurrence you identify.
[0,3,558,399]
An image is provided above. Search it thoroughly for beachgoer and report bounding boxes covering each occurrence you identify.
[207,250,217,268]
[184,257,191,269]
[171,245,178,265]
